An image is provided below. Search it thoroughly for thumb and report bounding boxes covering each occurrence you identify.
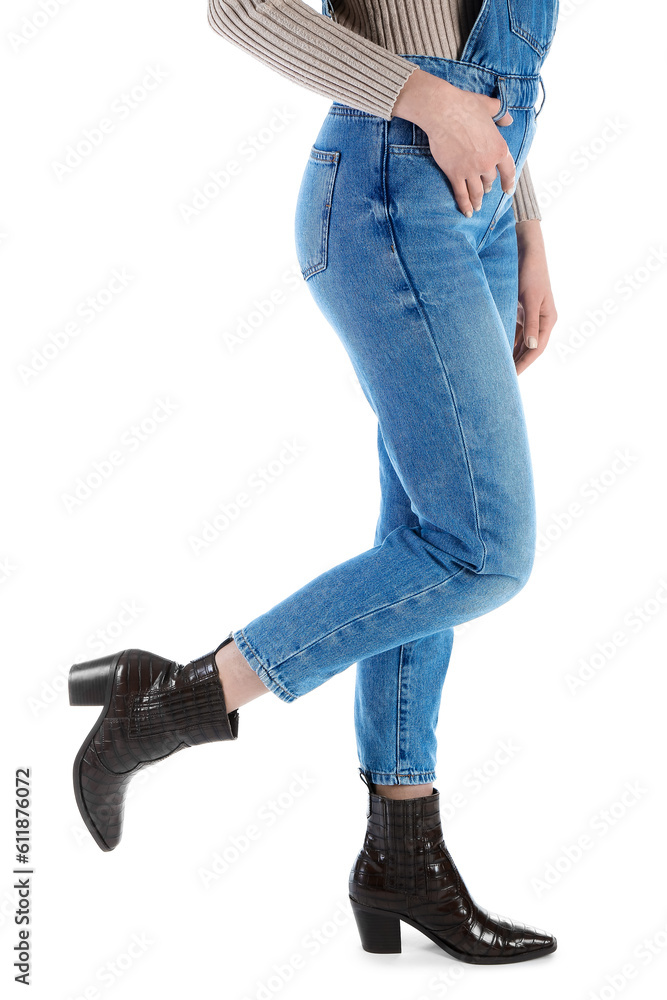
[522,302,540,350]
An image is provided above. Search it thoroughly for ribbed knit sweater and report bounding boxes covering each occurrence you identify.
[207,0,543,222]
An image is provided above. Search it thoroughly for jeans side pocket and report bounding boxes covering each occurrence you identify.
[294,147,340,282]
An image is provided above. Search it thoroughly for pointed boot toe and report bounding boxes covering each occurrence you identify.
[349,770,557,965]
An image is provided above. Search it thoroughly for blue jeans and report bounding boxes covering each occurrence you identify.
[232,0,559,785]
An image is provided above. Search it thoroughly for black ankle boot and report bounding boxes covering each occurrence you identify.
[69,632,239,852]
[348,770,556,964]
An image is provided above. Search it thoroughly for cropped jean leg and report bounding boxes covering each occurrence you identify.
[352,217,524,787]
[232,107,538,784]
[353,423,455,786]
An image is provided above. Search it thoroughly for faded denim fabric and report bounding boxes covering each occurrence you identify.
[233,0,559,785]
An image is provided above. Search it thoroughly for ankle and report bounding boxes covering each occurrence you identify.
[214,637,270,712]
[374,782,434,800]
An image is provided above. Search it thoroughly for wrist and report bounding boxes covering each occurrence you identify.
[516,217,542,246]
[391,68,456,128]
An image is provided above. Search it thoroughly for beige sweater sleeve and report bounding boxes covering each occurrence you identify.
[207,0,541,222]
[514,161,540,222]
[207,0,420,119]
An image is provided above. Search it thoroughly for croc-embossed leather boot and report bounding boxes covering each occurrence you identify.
[69,631,238,852]
[349,770,556,964]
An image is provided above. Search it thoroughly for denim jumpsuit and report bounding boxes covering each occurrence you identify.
[232,0,559,785]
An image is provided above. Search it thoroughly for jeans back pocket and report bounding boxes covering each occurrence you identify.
[507,0,559,57]
[294,146,340,281]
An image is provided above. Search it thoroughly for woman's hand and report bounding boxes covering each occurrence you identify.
[513,220,558,375]
[391,68,516,217]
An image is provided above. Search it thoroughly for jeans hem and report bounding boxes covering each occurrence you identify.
[361,768,437,785]
[232,627,297,704]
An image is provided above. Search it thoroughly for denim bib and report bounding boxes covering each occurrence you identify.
[321,0,559,118]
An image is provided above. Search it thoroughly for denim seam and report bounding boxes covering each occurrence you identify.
[396,642,405,774]
[328,107,381,119]
[362,768,437,781]
[476,106,533,253]
[235,627,297,702]
[458,0,491,63]
[379,118,488,574]
[264,564,468,676]
[396,52,541,85]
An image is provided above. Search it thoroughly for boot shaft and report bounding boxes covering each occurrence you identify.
[126,648,238,743]
[350,770,464,898]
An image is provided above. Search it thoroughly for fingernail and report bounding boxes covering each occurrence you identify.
[465,210,473,218]
[527,336,538,349]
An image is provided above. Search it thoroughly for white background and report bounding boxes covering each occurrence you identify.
[2,0,666,997]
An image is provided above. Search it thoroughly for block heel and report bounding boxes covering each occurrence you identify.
[349,897,402,953]
[68,653,119,706]
[68,633,238,850]
[349,770,557,963]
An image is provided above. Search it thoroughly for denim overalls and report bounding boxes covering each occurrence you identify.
[233,0,559,786]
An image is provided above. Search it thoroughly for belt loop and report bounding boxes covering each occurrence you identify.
[491,76,507,123]
[535,75,546,118]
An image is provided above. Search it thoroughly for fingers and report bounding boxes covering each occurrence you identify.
[496,147,516,195]
[513,299,558,375]
[516,299,538,352]
[466,176,485,214]
[448,94,516,216]
[452,167,512,216]
[480,170,496,197]
[450,179,476,218]
[453,177,495,217]
[488,98,516,194]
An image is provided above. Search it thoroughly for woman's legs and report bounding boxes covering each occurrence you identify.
[219,135,534,770]
[339,202,524,799]
[214,419,447,800]
[215,107,535,804]
[353,424,454,794]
